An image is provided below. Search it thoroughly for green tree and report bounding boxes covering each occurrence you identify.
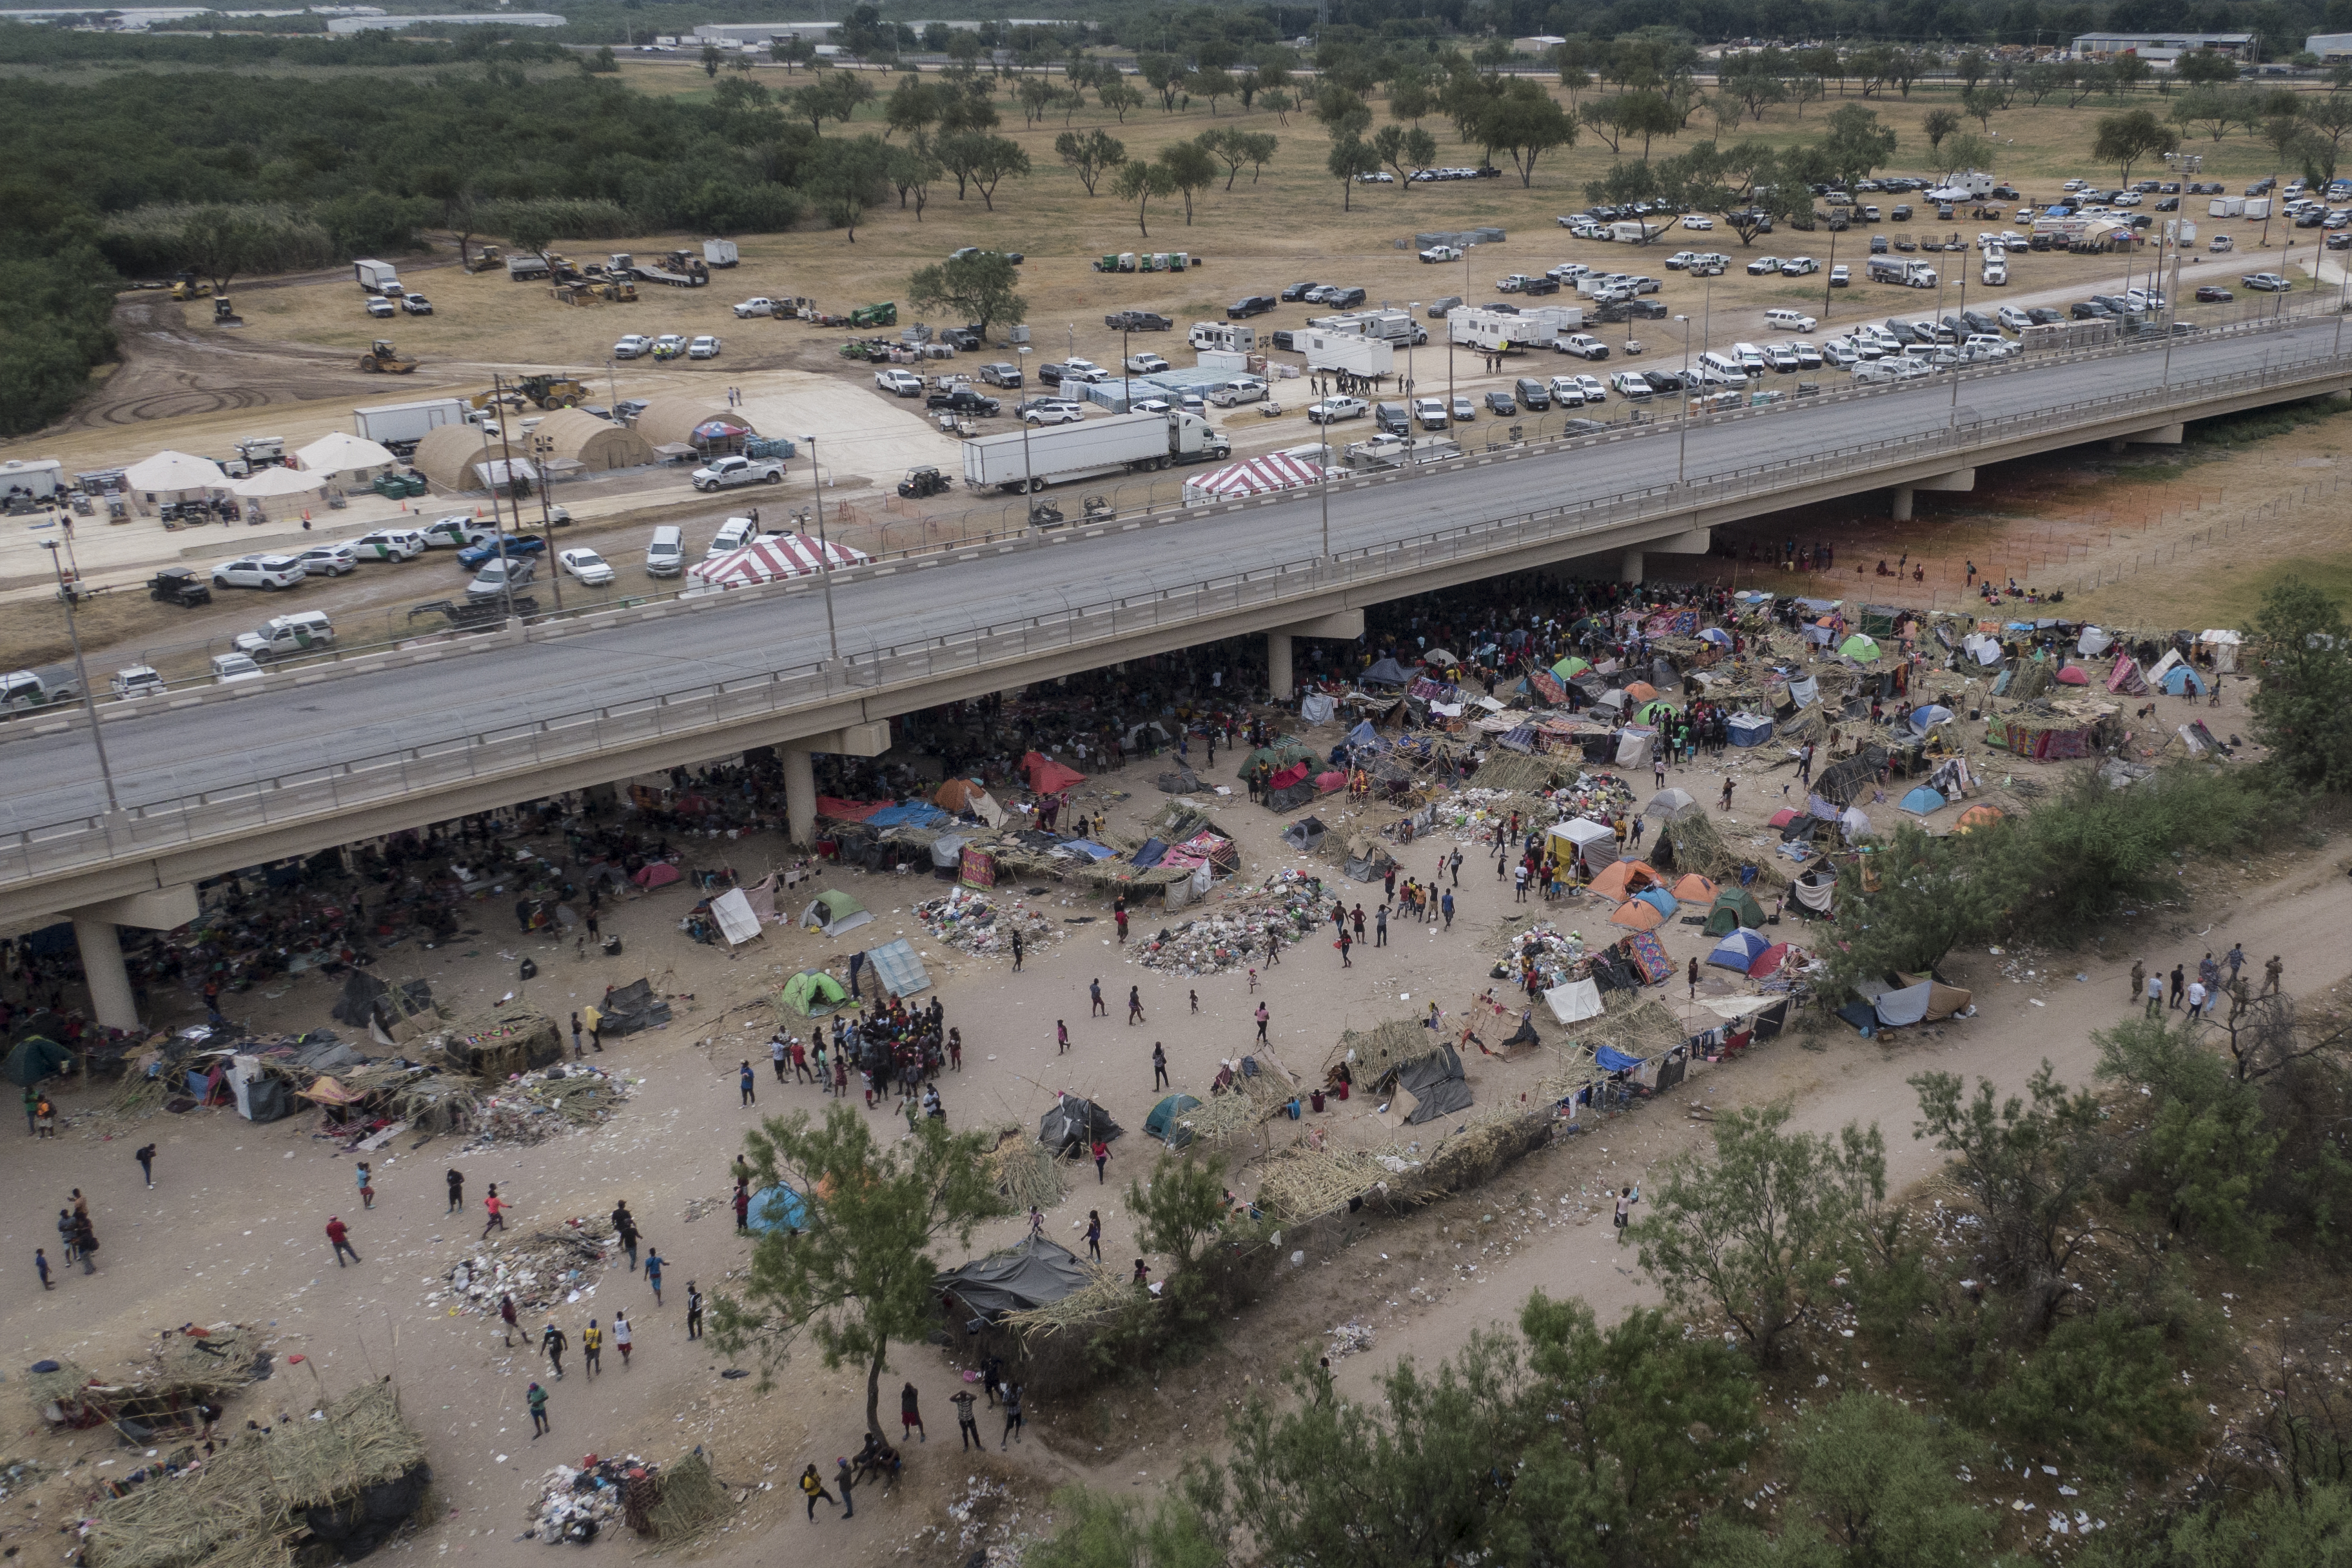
[1055,127,1125,195]
[1111,158,1174,235]
[884,75,941,138]
[2248,579,2352,793]
[1189,67,1236,115]
[1955,47,1991,90]
[885,140,942,218]
[2174,47,2241,87]
[2111,53,2152,93]
[1369,122,1437,187]
[908,249,1025,340]
[770,35,813,72]
[2093,1013,2279,1260]
[1326,136,1379,210]
[1817,822,2018,997]
[1632,1100,1886,1368]
[2174,87,2242,142]
[1959,85,2002,131]
[583,45,618,74]
[1821,102,1899,185]
[1911,1062,2107,1333]
[2021,62,2063,105]
[2094,107,2181,184]
[1480,78,1579,183]
[1027,1485,1225,1568]
[177,205,263,295]
[1154,141,1216,224]
[1015,74,1056,126]
[1920,105,1961,156]
[1137,52,1184,111]
[1096,77,1144,123]
[700,41,722,77]
[708,1103,1002,1436]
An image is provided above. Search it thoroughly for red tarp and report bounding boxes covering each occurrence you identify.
[1021,751,1086,794]
[816,797,887,822]
[632,862,682,888]
[1268,761,1312,791]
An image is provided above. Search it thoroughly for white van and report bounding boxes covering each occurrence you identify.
[1696,350,1749,386]
[646,526,685,577]
[1762,308,1818,334]
[706,516,762,558]
[232,611,335,660]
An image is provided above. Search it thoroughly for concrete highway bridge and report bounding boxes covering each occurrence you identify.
[8,309,2348,1024]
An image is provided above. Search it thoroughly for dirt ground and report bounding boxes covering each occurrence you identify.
[4,650,2347,1566]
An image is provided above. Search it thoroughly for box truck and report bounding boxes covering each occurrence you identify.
[702,239,740,268]
[961,411,1229,492]
[1866,256,1938,287]
[353,397,469,453]
[353,259,402,296]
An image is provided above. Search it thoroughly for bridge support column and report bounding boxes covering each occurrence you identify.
[782,721,893,847]
[1892,468,1975,520]
[66,884,199,1032]
[1267,609,1365,701]
[1891,488,1914,522]
[2113,423,2184,449]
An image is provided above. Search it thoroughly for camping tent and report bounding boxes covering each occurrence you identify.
[1908,704,1955,735]
[1283,817,1328,852]
[780,969,849,1016]
[1708,928,1770,970]
[1703,887,1767,935]
[1632,888,1678,920]
[2154,662,2207,696]
[1898,786,1947,816]
[1609,898,1665,931]
[1746,942,1793,979]
[800,890,873,937]
[1039,1094,1122,1155]
[3,1035,73,1086]
[1588,859,1661,902]
[934,778,1002,824]
[1360,657,1412,687]
[1020,752,1086,794]
[1839,633,1881,663]
[1145,1093,1204,1147]
[709,887,763,946]
[1671,872,1719,903]
[2055,664,2090,686]
[632,862,682,889]
[936,1236,1096,1324]
[746,1183,807,1234]
[1645,788,1700,821]
[1955,805,2005,833]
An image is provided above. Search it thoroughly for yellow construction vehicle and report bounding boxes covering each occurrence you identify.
[463,244,507,274]
[358,340,417,374]
[552,281,604,307]
[597,279,638,304]
[170,279,207,301]
[515,374,590,409]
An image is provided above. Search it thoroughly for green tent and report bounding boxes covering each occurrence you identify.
[1551,655,1591,679]
[780,970,850,1016]
[3,1035,73,1087]
[1838,633,1881,664]
[1145,1093,1203,1147]
[799,889,873,938]
[1636,699,1679,726]
[1238,738,1318,780]
[1702,886,1769,936]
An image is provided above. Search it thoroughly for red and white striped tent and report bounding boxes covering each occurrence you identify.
[1181,451,1324,505]
[688,532,870,588]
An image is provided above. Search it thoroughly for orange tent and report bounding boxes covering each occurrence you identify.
[1609,899,1666,931]
[1587,859,1662,902]
[1624,681,1659,701]
[1955,805,2006,833]
[1020,751,1086,794]
[1671,873,1719,903]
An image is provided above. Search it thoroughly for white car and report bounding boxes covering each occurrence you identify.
[352,528,426,561]
[211,554,306,591]
[1781,256,1820,276]
[1747,256,1783,275]
[1982,254,2008,285]
[210,653,265,685]
[1307,396,1369,423]
[652,334,688,357]
[688,335,722,359]
[1022,401,1086,425]
[557,547,615,585]
[1681,214,1714,230]
[1609,370,1653,399]
[1570,374,1606,403]
[1412,397,1448,429]
[1124,352,1171,374]
[366,296,396,319]
[291,542,358,577]
[466,557,535,601]
[732,297,778,318]
[1354,170,1395,183]
[613,334,652,359]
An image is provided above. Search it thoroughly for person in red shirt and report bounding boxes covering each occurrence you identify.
[326,1216,360,1267]
[1091,1138,1111,1185]
[482,1185,507,1240]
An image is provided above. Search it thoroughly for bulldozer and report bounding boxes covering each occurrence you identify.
[515,374,590,410]
[169,278,208,301]
[212,294,242,326]
[358,339,417,374]
[597,279,638,304]
[462,244,506,274]
[551,281,604,307]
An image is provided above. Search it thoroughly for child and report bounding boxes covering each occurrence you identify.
[355,1161,374,1210]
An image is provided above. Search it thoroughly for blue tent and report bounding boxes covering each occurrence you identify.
[746,1183,807,1234]
[2156,664,2207,695]
[1345,719,1378,749]
[1361,657,1411,686]
[1898,786,1947,816]
[1633,888,1678,920]
[1145,1093,1204,1147]
[1708,928,1771,971]
[1908,704,1955,735]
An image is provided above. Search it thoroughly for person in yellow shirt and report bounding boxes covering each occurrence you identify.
[581,1319,604,1378]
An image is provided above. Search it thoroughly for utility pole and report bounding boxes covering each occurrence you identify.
[40,541,118,814]
[488,374,521,622]
[801,434,841,661]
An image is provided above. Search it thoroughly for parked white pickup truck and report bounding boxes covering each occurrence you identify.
[691,455,786,492]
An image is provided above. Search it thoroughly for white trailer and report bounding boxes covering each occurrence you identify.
[702,238,740,267]
[1446,307,1543,352]
[0,457,64,500]
[2244,196,2272,220]
[353,397,469,451]
[1299,328,1395,375]
[1608,219,1668,244]
[2209,196,2245,217]
[1925,169,1996,202]
[961,411,1229,492]
[353,259,401,296]
[1187,322,1256,352]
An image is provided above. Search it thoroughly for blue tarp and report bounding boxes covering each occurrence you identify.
[1898,786,1947,815]
[1727,713,1774,747]
[1870,982,1934,1027]
[1065,840,1116,861]
[747,1183,807,1233]
[1345,719,1377,748]
[867,803,951,828]
[1595,1045,1645,1073]
[1835,1001,1879,1033]
[1708,929,1771,970]
[1132,837,1169,869]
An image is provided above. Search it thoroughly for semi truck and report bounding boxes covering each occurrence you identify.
[1866,256,1938,287]
[353,259,402,296]
[961,411,1230,493]
[353,397,469,454]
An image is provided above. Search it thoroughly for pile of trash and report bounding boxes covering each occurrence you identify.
[1495,922,1590,992]
[431,1220,614,1319]
[525,1454,655,1543]
[914,888,1061,956]
[1135,869,1328,976]
[1327,1321,1377,1359]
[461,1063,631,1149]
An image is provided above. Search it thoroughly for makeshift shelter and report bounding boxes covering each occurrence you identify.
[632,862,682,889]
[439,1008,561,1076]
[2198,629,2241,673]
[632,396,754,454]
[1703,887,1767,936]
[408,422,499,491]
[4,1034,73,1085]
[709,887,764,946]
[1708,928,1771,971]
[1898,785,1947,816]
[800,889,873,937]
[1544,977,1605,1024]
[1180,451,1323,504]
[2076,626,2114,658]
[779,969,849,1016]
[1376,1044,1473,1126]
[1360,657,1412,687]
[591,978,670,1036]
[745,1183,806,1234]
[2109,654,2150,695]
[1896,972,1975,1020]
[530,407,654,471]
[936,1236,1095,1325]
[1644,787,1700,821]
[1546,818,1620,873]
[1145,1093,1204,1147]
[1866,975,1974,1026]
[1789,866,1837,916]
[863,938,931,998]
[1038,1094,1121,1156]
[933,777,1001,823]
[1283,816,1328,853]
[1020,751,1087,793]
[1727,713,1775,747]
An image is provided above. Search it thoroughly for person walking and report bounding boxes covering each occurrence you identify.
[733,1183,751,1231]
[326,1215,360,1267]
[482,1185,507,1238]
[801,1463,838,1521]
[1090,979,1106,1017]
[527,1382,550,1439]
[1115,906,1129,944]
[2145,970,2165,1018]
[739,1060,757,1107]
[770,1034,789,1083]
[1127,986,1145,1025]
[1449,848,1462,887]
[1091,1135,1111,1185]
[1152,1041,1169,1090]
[1688,956,1700,1001]
[1255,1003,1270,1043]
[685,1281,704,1339]
[1613,1185,1638,1243]
[1338,929,1353,967]
[135,1143,156,1189]
[446,1168,465,1213]
[2169,963,2186,1010]
[612,1310,633,1365]
[952,1388,981,1450]
[2185,977,2208,1020]
[1057,1020,1070,1055]
[642,1251,664,1306]
[1011,929,1024,971]
[571,1013,584,1059]
[2263,954,2283,996]
[499,1293,519,1347]
[581,1318,603,1378]
[1441,890,1455,930]
[2129,959,2146,1006]
[901,1381,926,1444]
[36,1247,53,1289]
[1513,863,1529,902]
[612,1200,641,1269]
[1000,1382,1025,1448]
[541,1321,568,1379]
[835,1458,857,1519]
[354,1161,375,1210]
[1719,777,1735,812]
[1085,1209,1102,1263]
[1375,905,1388,946]
[72,1212,96,1274]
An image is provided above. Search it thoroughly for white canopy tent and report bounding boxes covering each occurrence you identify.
[296,431,397,476]
[123,450,226,495]
[229,466,327,499]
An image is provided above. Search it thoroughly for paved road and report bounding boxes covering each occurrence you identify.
[2,315,2342,834]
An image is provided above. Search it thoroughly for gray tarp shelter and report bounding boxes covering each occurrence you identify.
[862,938,932,998]
[597,978,671,1035]
[1361,657,1412,687]
[937,1235,1095,1324]
[1384,1043,1473,1125]
[1039,1094,1122,1155]
[1283,816,1328,853]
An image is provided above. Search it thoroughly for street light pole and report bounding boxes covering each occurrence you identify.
[40,541,118,814]
[1675,314,1692,483]
[800,434,840,661]
[1016,345,1036,514]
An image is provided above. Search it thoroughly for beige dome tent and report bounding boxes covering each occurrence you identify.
[631,396,755,456]
[410,422,498,492]
[531,408,653,472]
